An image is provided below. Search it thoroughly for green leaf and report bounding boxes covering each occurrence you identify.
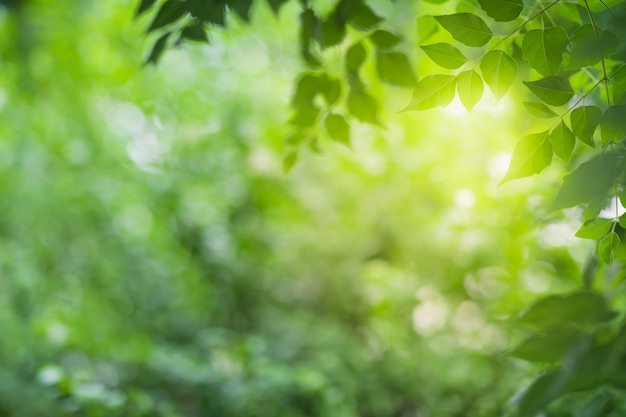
[420,43,467,69]
[347,89,381,126]
[181,22,209,43]
[187,0,225,26]
[376,51,417,86]
[524,102,557,118]
[501,131,552,183]
[402,75,456,111]
[369,30,402,49]
[522,28,569,76]
[292,74,320,107]
[320,75,341,105]
[434,13,493,47]
[229,0,254,21]
[456,70,483,111]
[145,32,171,65]
[283,151,298,173]
[549,121,575,161]
[320,10,347,48]
[598,231,620,264]
[349,3,382,30]
[147,0,186,32]
[509,327,582,363]
[517,371,565,417]
[600,105,626,145]
[346,42,366,72]
[552,153,619,210]
[267,0,288,15]
[610,64,626,104]
[417,16,438,42]
[289,106,320,127]
[477,0,523,22]
[566,24,618,70]
[570,105,602,146]
[576,218,613,240]
[523,76,573,106]
[136,0,157,17]
[480,50,517,98]
[325,114,350,146]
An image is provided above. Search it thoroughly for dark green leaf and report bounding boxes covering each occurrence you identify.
[147,0,186,32]
[346,42,366,72]
[347,89,381,125]
[566,24,618,69]
[349,3,382,30]
[600,105,626,145]
[320,75,341,105]
[552,153,619,210]
[456,70,483,111]
[522,28,569,76]
[402,75,456,111]
[610,64,626,104]
[517,371,565,417]
[598,231,620,264]
[478,0,523,22]
[376,51,417,86]
[187,0,225,25]
[549,121,575,161]
[181,22,208,43]
[145,32,171,65]
[300,8,321,46]
[570,105,602,146]
[229,0,253,21]
[480,50,517,98]
[369,30,402,49]
[501,131,552,182]
[320,10,347,48]
[267,0,289,15]
[434,13,493,47]
[325,114,350,145]
[523,76,573,106]
[420,43,467,69]
[510,327,583,363]
[576,218,613,239]
[136,0,157,17]
[524,102,557,118]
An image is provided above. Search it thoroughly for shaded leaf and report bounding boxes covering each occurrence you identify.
[181,22,208,43]
[552,153,619,210]
[549,121,575,161]
[517,371,565,417]
[570,105,602,146]
[480,50,517,98]
[522,27,569,76]
[148,0,186,32]
[566,24,618,69]
[610,64,626,104]
[576,218,613,240]
[598,232,620,264]
[283,151,298,173]
[525,102,557,118]
[187,0,225,25]
[347,89,381,125]
[478,0,523,22]
[523,76,573,106]
[320,10,347,48]
[346,42,366,72]
[289,106,320,127]
[369,30,402,49]
[421,43,467,69]
[402,75,456,111]
[501,131,552,183]
[349,3,382,30]
[417,15,438,42]
[145,32,171,65]
[229,0,254,21]
[456,70,483,111]
[434,13,493,47]
[325,114,350,146]
[376,51,417,86]
[136,0,157,17]
[600,105,626,145]
[510,327,583,363]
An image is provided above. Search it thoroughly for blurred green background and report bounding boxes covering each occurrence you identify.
[0,0,591,416]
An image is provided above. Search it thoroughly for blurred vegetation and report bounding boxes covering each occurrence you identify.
[0,0,605,416]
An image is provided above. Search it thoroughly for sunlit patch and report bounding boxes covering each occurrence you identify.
[454,188,476,209]
[600,197,626,218]
[443,94,513,118]
[413,286,448,336]
[539,222,580,247]
[487,152,511,179]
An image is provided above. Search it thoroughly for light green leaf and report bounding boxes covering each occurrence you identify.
[325,114,350,146]
[570,105,601,146]
[524,102,557,118]
[283,151,298,173]
[552,153,619,210]
[434,13,493,47]
[566,24,618,70]
[598,232,620,264]
[576,218,612,240]
[345,42,366,72]
[421,43,467,69]
[369,30,402,49]
[480,50,517,98]
[523,76,573,106]
[477,0,523,22]
[402,75,456,111]
[549,121,575,161]
[417,16,439,42]
[502,131,552,183]
[610,65,626,104]
[289,106,320,127]
[522,28,569,76]
[347,89,382,126]
[376,51,417,86]
[145,32,171,65]
[456,70,483,111]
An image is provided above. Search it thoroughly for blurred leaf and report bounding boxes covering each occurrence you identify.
[600,105,626,145]
[501,131,552,183]
[147,0,186,32]
[347,89,381,125]
[510,327,583,363]
[549,121,575,161]
[570,105,602,147]
[402,74,456,111]
[456,69,483,111]
[349,3,382,30]
[283,151,298,173]
[187,0,225,25]
[480,50,517,98]
[376,51,417,86]
[136,0,157,17]
[369,29,402,49]
[325,114,350,145]
[421,43,467,69]
[435,13,493,47]
[611,64,626,104]
[321,10,347,48]
[346,42,366,72]
[576,218,613,240]
[417,16,439,42]
[145,32,171,65]
[229,0,253,21]
[517,371,566,417]
[522,28,568,76]
[523,76,574,106]
[181,22,209,43]
[478,0,523,22]
[525,102,558,118]
[566,24,617,70]
[289,106,321,127]
[598,231,620,264]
